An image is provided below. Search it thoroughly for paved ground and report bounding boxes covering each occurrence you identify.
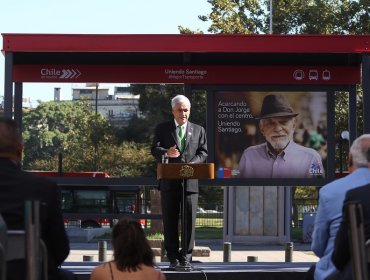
[66,239,319,263]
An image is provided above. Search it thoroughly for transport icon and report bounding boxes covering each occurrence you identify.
[309,69,319,80]
[293,69,305,80]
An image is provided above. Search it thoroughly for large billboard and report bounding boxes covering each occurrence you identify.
[214,91,327,181]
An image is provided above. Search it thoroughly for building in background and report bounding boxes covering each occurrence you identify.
[22,97,33,111]
[0,84,141,127]
[72,84,140,128]
[0,95,33,117]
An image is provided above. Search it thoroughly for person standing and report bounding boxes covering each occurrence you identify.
[151,94,208,268]
[0,117,74,280]
[238,94,324,178]
[308,134,370,280]
[90,219,165,280]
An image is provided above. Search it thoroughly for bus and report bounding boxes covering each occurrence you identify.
[28,171,144,228]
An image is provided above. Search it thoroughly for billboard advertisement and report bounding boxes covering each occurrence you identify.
[215,91,327,180]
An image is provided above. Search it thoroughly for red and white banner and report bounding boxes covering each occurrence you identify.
[13,64,361,85]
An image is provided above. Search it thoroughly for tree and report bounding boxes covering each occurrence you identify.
[23,100,112,171]
[126,84,207,143]
[22,100,153,177]
[180,0,370,35]
[98,141,156,177]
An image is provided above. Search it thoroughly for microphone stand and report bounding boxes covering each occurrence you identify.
[176,154,192,271]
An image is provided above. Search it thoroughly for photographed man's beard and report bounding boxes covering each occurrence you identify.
[266,135,292,151]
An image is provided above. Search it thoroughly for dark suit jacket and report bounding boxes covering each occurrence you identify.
[0,158,70,280]
[151,120,208,192]
[331,183,370,280]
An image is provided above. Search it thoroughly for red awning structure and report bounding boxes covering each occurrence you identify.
[3,33,370,53]
[2,33,370,130]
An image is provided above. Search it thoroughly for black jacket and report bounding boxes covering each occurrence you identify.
[0,158,70,280]
[151,120,208,192]
[331,183,370,280]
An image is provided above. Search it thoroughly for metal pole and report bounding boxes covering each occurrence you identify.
[94,83,99,170]
[95,83,98,116]
[362,54,370,133]
[285,242,293,262]
[98,240,107,262]
[14,83,23,128]
[83,255,94,262]
[269,0,273,34]
[4,52,14,119]
[223,242,231,262]
[25,201,41,280]
[179,178,191,269]
[339,139,343,175]
[247,256,258,262]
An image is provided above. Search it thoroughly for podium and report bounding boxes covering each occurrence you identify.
[157,163,214,180]
[157,163,214,270]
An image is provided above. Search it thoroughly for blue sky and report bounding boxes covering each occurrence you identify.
[0,0,210,102]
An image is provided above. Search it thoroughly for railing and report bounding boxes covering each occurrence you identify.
[62,193,317,231]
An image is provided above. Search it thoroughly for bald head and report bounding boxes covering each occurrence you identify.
[0,118,23,161]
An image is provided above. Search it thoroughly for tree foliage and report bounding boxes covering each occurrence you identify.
[22,101,153,177]
[23,101,102,169]
[179,0,370,35]
[130,84,207,133]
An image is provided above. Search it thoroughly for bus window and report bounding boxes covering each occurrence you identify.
[61,190,74,211]
[114,192,138,214]
[75,190,110,213]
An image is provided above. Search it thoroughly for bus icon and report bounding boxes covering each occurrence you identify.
[309,70,319,80]
[322,69,331,80]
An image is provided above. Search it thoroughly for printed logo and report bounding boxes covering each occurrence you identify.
[309,163,323,176]
[40,68,81,79]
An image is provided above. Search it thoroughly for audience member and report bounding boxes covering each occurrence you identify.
[90,219,165,280]
[0,117,74,280]
[308,134,370,280]
[330,183,370,280]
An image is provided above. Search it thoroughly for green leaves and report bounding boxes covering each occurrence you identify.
[22,100,153,177]
[182,0,370,35]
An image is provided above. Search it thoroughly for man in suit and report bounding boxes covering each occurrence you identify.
[308,134,370,280]
[331,182,370,280]
[0,117,74,280]
[151,95,208,268]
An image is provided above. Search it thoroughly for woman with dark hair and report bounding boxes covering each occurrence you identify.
[90,219,165,280]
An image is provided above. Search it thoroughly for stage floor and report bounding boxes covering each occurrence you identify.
[64,261,314,280]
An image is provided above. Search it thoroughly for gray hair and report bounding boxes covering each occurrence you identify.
[350,134,370,167]
[171,95,191,108]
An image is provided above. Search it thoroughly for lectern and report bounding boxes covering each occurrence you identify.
[157,163,214,270]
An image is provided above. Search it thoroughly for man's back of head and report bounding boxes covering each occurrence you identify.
[349,134,370,172]
[0,118,73,279]
[0,117,23,161]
